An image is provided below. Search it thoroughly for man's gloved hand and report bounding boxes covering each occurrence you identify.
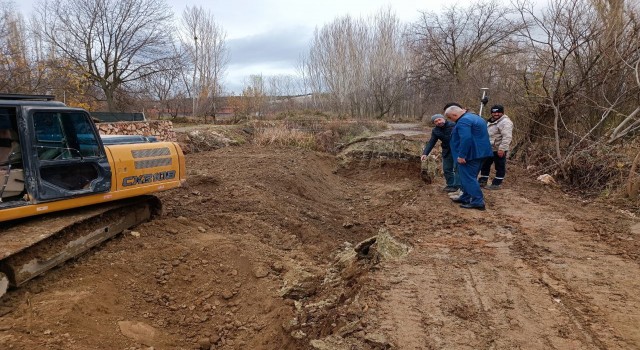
[497,150,505,158]
[481,96,489,105]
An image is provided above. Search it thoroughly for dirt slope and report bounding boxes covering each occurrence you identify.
[1,143,640,350]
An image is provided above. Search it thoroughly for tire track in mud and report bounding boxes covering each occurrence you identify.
[369,183,640,350]
[509,228,607,350]
[500,189,640,349]
[378,267,431,349]
[488,188,640,349]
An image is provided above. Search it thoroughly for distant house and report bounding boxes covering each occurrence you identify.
[215,106,236,122]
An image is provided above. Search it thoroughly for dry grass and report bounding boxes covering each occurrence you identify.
[253,126,317,149]
[251,118,389,153]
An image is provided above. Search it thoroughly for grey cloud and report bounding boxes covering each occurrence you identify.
[227,26,312,69]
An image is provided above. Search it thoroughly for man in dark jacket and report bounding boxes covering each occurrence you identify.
[421,114,459,192]
[445,105,493,210]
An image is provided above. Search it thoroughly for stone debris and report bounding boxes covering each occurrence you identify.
[372,228,410,260]
[537,174,556,185]
[186,130,238,152]
[420,156,439,184]
[118,321,159,347]
[253,265,270,278]
[279,266,322,299]
[364,332,390,347]
[310,335,351,350]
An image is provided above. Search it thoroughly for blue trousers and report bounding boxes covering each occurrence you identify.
[458,158,487,206]
[442,151,460,188]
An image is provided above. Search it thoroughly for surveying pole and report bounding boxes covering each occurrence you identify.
[479,87,489,117]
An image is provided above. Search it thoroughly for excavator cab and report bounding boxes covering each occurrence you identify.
[1,102,111,204]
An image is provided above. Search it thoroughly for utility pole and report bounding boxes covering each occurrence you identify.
[192,35,198,116]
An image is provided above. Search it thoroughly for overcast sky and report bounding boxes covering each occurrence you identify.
[17,0,443,94]
[172,0,436,93]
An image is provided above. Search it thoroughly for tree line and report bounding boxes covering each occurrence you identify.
[301,0,640,191]
[2,0,640,189]
[0,0,227,118]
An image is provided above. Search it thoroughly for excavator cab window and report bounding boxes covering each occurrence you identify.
[31,110,111,199]
[34,112,101,160]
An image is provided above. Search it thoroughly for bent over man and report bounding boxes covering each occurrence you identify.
[421,114,459,192]
[444,105,493,210]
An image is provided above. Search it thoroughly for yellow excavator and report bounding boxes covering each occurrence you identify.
[0,94,186,297]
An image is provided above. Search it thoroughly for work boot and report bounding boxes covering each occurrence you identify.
[485,184,501,190]
[478,180,487,188]
[460,203,486,211]
[443,186,459,192]
[451,197,468,204]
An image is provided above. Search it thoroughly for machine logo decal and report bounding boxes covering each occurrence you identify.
[122,170,176,187]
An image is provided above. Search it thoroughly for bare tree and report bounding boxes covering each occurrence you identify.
[604,1,640,143]
[303,15,367,116]
[608,57,640,143]
[38,0,178,112]
[407,0,524,102]
[0,1,35,92]
[267,74,304,114]
[141,48,188,118]
[180,6,228,122]
[368,9,409,119]
[514,0,640,169]
[241,74,267,119]
[302,8,410,118]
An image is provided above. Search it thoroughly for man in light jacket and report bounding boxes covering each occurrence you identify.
[479,105,514,190]
[445,105,493,210]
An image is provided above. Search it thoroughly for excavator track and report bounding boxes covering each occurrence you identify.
[0,195,161,298]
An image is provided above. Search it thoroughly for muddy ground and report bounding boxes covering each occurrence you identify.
[2,136,640,349]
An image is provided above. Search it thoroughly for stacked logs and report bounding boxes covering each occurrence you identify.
[96,120,177,142]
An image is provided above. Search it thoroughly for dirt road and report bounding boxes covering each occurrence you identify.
[1,143,639,349]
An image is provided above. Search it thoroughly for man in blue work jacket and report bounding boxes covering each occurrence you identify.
[444,105,493,210]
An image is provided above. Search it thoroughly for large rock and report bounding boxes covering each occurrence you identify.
[186,130,238,152]
[118,321,159,346]
[336,135,425,175]
[279,265,322,300]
